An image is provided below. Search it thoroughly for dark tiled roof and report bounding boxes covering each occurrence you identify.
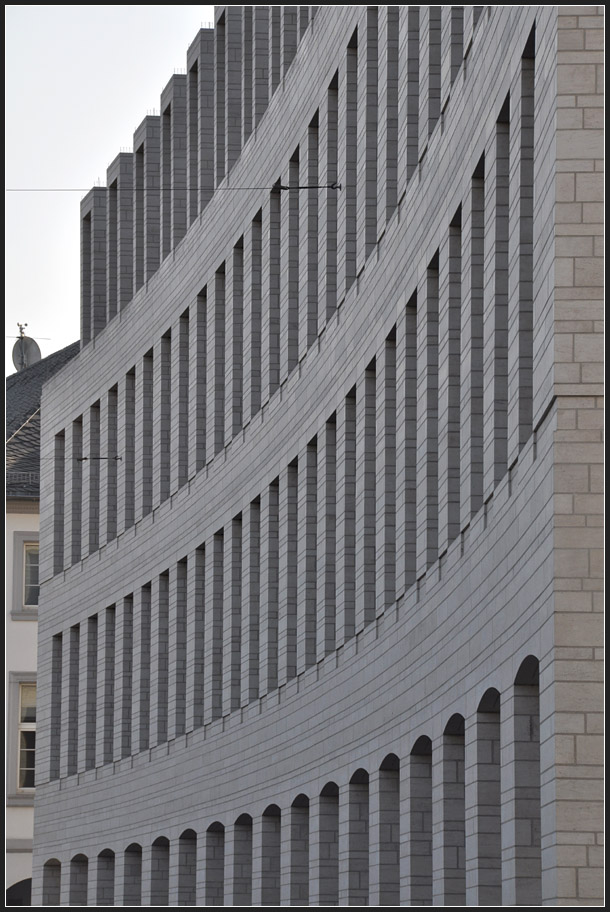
[6,341,80,499]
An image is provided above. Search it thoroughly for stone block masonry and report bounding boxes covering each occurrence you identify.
[33,6,603,906]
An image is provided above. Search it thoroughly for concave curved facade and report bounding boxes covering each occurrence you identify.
[33,6,603,906]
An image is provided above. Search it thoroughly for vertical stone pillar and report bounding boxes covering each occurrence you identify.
[135,350,154,521]
[259,480,279,696]
[225,241,244,443]
[226,817,253,905]
[318,75,338,326]
[149,573,169,747]
[160,74,187,260]
[464,696,501,905]
[225,6,242,175]
[281,6,297,75]
[99,385,118,545]
[78,615,97,773]
[460,164,485,528]
[153,332,171,507]
[404,741,432,904]
[355,364,376,632]
[369,763,400,905]
[106,152,133,318]
[82,402,100,558]
[432,725,466,905]
[297,439,317,673]
[206,267,226,459]
[242,7,253,146]
[167,559,187,740]
[397,6,419,193]
[204,532,224,723]
[188,289,206,477]
[96,606,115,767]
[243,212,262,423]
[507,52,534,465]
[395,298,417,597]
[278,461,298,684]
[268,7,281,98]
[64,417,82,569]
[252,7,269,128]
[113,595,133,761]
[437,220,462,554]
[316,417,336,661]
[171,309,189,493]
[241,500,260,706]
[223,516,242,716]
[418,6,441,157]
[377,6,399,229]
[132,116,160,289]
[339,774,369,905]
[375,335,396,614]
[131,584,151,753]
[337,36,358,302]
[415,260,439,578]
[280,154,299,382]
[440,7,463,112]
[299,118,318,358]
[356,6,378,272]
[309,788,339,905]
[483,115,510,498]
[185,546,205,733]
[335,391,356,645]
[80,187,107,343]
[501,677,541,906]
[118,369,135,534]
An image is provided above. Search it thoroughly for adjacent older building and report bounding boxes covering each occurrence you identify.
[6,342,79,906]
[32,6,603,906]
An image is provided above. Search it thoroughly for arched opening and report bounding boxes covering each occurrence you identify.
[150,837,170,906]
[474,687,501,905]
[312,782,339,905]
[261,805,281,905]
[42,861,61,907]
[290,794,310,905]
[439,715,465,904]
[69,854,88,906]
[409,736,432,904]
[96,849,115,905]
[347,768,369,905]
[122,843,142,906]
[6,877,32,906]
[375,753,400,904]
[511,656,541,904]
[178,829,197,906]
[233,814,253,905]
[205,822,225,906]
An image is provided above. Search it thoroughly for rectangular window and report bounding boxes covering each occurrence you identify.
[18,683,36,789]
[23,543,39,607]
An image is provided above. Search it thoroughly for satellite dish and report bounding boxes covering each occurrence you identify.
[12,335,42,371]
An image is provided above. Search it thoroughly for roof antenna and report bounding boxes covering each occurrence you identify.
[12,324,42,372]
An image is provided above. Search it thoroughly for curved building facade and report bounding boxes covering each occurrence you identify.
[33,6,603,906]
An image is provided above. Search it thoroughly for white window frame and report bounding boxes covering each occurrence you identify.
[6,672,36,806]
[23,542,40,608]
[11,531,39,619]
[17,682,37,791]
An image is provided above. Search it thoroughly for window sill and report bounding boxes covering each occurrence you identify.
[6,794,35,807]
[10,608,39,621]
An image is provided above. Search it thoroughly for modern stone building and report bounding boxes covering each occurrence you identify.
[32,6,603,906]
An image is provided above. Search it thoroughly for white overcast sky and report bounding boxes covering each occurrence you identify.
[5,5,215,375]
